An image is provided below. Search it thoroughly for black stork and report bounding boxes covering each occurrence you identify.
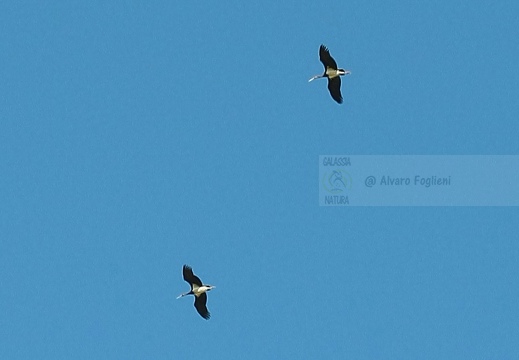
[177,265,215,320]
[309,45,351,104]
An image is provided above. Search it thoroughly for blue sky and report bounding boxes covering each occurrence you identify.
[1,0,519,359]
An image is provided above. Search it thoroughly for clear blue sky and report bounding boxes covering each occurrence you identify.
[1,1,519,359]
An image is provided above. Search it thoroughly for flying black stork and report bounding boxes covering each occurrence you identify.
[309,44,351,104]
[177,265,215,320]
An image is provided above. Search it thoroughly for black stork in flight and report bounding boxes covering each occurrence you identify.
[309,45,350,104]
[177,265,215,320]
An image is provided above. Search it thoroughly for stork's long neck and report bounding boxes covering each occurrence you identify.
[308,74,324,82]
[176,292,190,299]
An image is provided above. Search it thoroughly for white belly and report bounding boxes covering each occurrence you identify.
[193,286,210,296]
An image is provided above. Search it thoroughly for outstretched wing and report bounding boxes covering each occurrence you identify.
[183,265,203,288]
[319,45,338,70]
[194,292,211,320]
[327,77,343,104]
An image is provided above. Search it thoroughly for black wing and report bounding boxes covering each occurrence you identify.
[194,292,211,320]
[319,45,338,70]
[183,265,203,287]
[327,77,343,104]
